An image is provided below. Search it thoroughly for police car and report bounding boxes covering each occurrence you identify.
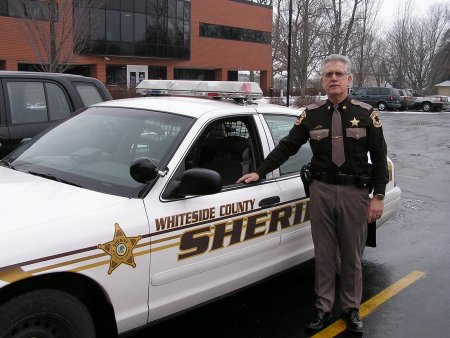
[0,81,401,337]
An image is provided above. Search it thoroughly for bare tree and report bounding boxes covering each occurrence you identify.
[385,2,449,91]
[291,0,326,97]
[368,41,388,87]
[349,0,381,87]
[320,0,362,55]
[272,0,326,97]
[12,0,101,73]
[429,27,450,90]
[272,0,285,82]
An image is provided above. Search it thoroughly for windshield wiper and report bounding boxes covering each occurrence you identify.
[0,159,14,169]
[27,171,82,188]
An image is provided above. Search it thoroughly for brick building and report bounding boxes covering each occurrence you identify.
[0,0,272,94]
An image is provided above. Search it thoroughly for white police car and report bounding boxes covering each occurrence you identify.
[0,81,401,337]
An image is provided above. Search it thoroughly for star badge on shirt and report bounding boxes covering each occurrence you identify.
[350,117,360,127]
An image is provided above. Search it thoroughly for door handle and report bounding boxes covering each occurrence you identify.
[259,196,280,207]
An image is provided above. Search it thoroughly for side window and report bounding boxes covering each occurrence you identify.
[367,87,379,95]
[352,88,365,95]
[7,81,48,124]
[263,114,312,176]
[46,83,71,120]
[380,88,390,95]
[73,82,104,106]
[185,118,255,186]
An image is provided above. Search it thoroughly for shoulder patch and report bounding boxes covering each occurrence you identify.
[306,100,327,110]
[295,111,307,125]
[350,99,372,111]
[370,111,382,127]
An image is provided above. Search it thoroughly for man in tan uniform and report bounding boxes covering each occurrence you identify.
[238,54,388,334]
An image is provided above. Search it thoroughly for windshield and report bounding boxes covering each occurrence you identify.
[5,106,194,198]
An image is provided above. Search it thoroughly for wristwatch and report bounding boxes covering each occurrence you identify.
[374,194,385,201]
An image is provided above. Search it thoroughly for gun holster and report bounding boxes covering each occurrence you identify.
[300,163,312,198]
[356,175,373,193]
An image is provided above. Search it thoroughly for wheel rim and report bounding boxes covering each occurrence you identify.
[3,314,71,338]
[423,103,431,112]
[378,103,386,111]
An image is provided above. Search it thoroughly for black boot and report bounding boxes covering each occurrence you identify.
[305,308,331,330]
[343,309,363,334]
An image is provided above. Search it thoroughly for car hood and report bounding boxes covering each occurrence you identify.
[0,167,125,235]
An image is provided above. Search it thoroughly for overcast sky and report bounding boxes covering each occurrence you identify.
[377,0,447,27]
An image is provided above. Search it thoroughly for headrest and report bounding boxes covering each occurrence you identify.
[219,136,249,155]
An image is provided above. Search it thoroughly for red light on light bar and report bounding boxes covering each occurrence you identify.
[207,92,219,97]
[242,83,250,92]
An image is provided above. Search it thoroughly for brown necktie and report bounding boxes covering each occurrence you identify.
[331,105,345,166]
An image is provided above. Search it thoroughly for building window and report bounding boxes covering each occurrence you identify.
[1,0,55,20]
[148,66,167,80]
[0,0,8,16]
[90,8,105,40]
[77,0,191,59]
[106,65,127,85]
[199,23,271,44]
[174,69,215,81]
[104,10,119,41]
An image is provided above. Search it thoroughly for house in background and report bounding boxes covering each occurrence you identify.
[435,81,450,96]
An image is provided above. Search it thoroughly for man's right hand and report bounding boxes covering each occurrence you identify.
[237,172,260,184]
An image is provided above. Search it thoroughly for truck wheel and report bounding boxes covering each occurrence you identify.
[0,289,95,338]
[377,102,387,111]
[422,102,432,112]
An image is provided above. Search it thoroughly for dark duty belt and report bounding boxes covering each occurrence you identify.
[312,171,368,186]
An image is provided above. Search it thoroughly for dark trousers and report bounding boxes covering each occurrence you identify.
[309,179,369,313]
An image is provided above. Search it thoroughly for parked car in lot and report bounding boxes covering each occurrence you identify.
[408,90,448,112]
[348,86,401,111]
[398,89,415,111]
[430,95,450,111]
[0,81,401,337]
[0,71,112,157]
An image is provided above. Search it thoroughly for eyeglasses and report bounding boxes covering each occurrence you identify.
[322,72,348,78]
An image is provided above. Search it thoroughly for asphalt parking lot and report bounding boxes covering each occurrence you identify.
[129,110,450,338]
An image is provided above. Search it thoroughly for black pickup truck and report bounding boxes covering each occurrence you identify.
[0,71,112,157]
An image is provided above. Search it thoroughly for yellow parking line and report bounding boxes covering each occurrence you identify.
[312,270,426,338]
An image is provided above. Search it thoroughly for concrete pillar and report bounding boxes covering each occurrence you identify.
[167,66,174,80]
[260,70,271,96]
[215,68,227,81]
[5,59,17,71]
[91,63,107,83]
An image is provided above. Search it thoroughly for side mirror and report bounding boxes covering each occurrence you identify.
[130,157,159,183]
[178,168,222,196]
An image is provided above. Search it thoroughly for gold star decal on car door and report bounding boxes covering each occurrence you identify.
[98,223,142,274]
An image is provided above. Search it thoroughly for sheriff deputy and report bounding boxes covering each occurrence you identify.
[237,54,388,334]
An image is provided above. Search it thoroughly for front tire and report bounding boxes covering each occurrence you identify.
[377,102,387,111]
[422,102,432,112]
[0,289,95,338]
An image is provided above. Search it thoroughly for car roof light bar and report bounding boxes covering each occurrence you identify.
[136,80,263,100]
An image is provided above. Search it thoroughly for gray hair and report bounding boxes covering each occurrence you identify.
[321,54,352,75]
